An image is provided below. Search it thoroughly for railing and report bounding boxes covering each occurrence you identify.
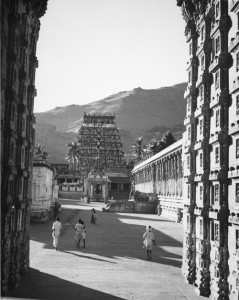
[132,140,183,172]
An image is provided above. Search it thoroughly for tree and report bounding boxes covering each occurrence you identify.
[145,131,176,157]
[161,130,176,148]
[34,143,49,162]
[65,140,81,176]
[130,137,146,161]
[146,139,164,155]
[34,143,45,156]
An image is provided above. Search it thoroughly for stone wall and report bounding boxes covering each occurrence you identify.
[102,200,157,214]
[59,191,87,200]
[1,0,48,294]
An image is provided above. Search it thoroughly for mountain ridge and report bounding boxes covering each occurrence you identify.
[35,82,187,163]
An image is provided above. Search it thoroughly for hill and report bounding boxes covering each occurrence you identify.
[35,82,187,163]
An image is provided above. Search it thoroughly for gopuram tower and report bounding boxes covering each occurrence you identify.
[77,113,130,201]
[177,1,239,299]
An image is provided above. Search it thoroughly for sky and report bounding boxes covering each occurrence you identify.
[34,0,188,113]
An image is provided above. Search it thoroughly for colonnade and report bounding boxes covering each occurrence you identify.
[132,140,183,222]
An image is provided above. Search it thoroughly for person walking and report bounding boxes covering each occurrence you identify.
[52,217,62,251]
[143,225,156,261]
[91,208,97,224]
[81,221,87,248]
[73,219,84,248]
[53,202,58,219]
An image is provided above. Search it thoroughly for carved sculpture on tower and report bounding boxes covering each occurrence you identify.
[77,113,130,202]
[177,0,238,299]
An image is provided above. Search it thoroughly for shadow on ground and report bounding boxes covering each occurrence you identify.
[29,201,183,269]
[5,268,124,300]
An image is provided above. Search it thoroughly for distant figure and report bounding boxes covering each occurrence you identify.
[91,208,97,224]
[81,221,87,248]
[53,202,58,219]
[73,219,84,248]
[52,217,62,251]
[143,226,156,261]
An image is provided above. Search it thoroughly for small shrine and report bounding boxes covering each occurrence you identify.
[85,171,110,202]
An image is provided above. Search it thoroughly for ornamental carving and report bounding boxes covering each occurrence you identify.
[177,0,209,23]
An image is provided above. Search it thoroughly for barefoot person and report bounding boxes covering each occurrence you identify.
[52,217,62,251]
[143,225,156,261]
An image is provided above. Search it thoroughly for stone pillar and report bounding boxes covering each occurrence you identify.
[90,184,94,198]
[102,184,106,202]
[175,153,178,196]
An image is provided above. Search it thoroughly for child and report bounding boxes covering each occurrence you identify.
[143,225,156,261]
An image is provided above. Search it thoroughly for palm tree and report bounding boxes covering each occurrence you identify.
[65,140,80,176]
[34,143,45,156]
[34,144,49,162]
[146,139,158,155]
[130,137,146,161]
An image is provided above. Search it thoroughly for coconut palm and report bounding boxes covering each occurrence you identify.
[34,143,49,162]
[130,137,146,161]
[65,140,81,176]
[34,143,45,156]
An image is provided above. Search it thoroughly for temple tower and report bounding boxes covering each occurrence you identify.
[177,1,235,298]
[77,113,130,200]
[228,1,239,298]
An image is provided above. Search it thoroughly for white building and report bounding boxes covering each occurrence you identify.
[31,161,58,222]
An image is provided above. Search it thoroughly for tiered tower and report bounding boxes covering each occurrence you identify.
[228,1,239,297]
[177,1,238,299]
[77,113,126,177]
[1,0,47,294]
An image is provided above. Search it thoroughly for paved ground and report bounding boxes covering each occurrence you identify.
[5,199,206,300]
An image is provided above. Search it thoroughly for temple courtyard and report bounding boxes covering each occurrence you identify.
[5,199,205,300]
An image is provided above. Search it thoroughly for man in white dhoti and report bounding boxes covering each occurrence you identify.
[52,217,62,251]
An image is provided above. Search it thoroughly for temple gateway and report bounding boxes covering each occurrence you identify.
[57,113,130,202]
